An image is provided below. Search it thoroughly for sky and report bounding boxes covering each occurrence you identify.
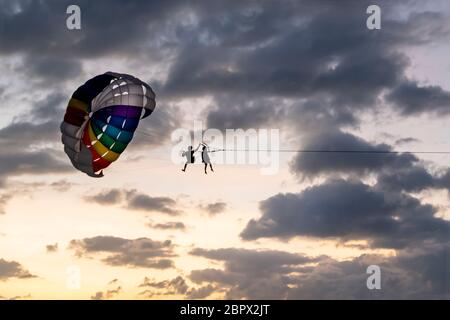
[0,0,449,299]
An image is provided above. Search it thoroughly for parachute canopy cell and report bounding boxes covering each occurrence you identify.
[60,72,156,177]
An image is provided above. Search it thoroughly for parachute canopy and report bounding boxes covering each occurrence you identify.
[61,72,156,177]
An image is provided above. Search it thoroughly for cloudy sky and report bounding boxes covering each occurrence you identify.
[0,0,449,299]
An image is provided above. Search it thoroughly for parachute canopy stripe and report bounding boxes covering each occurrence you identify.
[61,72,156,177]
[92,107,141,131]
[63,107,87,127]
[82,132,112,172]
[91,117,134,143]
[68,98,89,112]
[86,123,120,163]
[106,115,140,132]
[93,105,144,119]
[90,121,128,154]
[71,73,116,107]
[110,105,143,118]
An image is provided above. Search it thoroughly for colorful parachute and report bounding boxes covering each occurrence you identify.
[60,72,156,177]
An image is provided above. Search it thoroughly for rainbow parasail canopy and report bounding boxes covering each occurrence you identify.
[60,72,156,177]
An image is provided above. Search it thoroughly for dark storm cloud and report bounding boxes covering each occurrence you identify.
[437,169,450,190]
[387,80,450,115]
[27,93,67,121]
[0,121,60,149]
[290,129,418,177]
[0,120,66,184]
[84,189,181,215]
[162,1,450,126]
[0,151,72,187]
[0,151,71,185]
[290,129,450,194]
[240,179,450,249]
[0,0,186,82]
[68,235,175,269]
[287,245,450,299]
[125,190,181,215]
[0,86,7,104]
[138,275,216,299]
[189,247,321,299]
[206,97,286,130]
[1,0,448,121]
[287,98,358,133]
[211,96,357,135]
[376,166,436,193]
[20,55,82,83]
[0,0,184,57]
[184,4,449,131]
[0,91,73,186]
[189,245,449,299]
[0,259,35,280]
[290,246,450,299]
[191,248,318,276]
[1,0,445,99]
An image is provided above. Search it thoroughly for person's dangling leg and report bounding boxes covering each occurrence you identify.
[182,162,188,172]
[204,163,208,174]
[210,164,214,172]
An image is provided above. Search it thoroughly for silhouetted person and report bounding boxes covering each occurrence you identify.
[201,145,214,174]
[182,144,200,172]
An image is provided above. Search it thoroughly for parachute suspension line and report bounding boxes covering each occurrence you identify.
[133,131,450,155]
[207,148,450,155]
[135,129,155,138]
